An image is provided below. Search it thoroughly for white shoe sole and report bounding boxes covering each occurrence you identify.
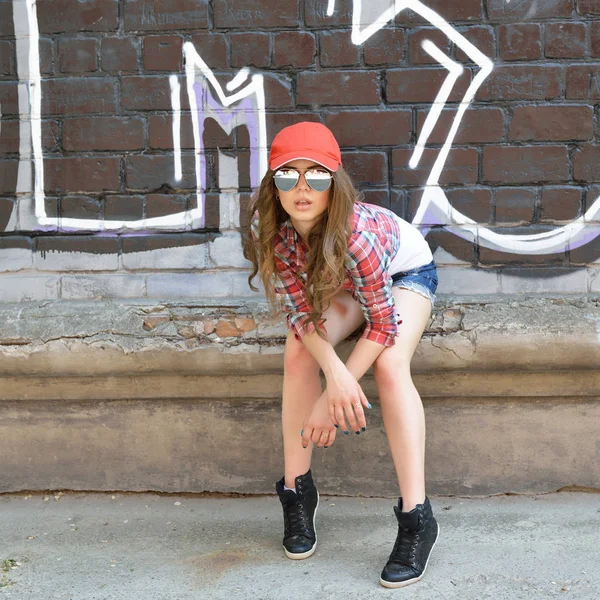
[283,491,319,560]
[379,522,440,588]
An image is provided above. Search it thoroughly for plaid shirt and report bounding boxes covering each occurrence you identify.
[251,201,403,347]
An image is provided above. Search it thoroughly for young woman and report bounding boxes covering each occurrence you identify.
[244,122,439,588]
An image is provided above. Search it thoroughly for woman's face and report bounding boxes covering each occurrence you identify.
[275,159,332,240]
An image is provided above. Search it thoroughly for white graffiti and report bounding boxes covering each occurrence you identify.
[342,0,600,255]
[183,43,267,229]
[4,0,600,255]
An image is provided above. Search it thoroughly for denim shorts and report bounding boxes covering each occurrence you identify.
[390,259,438,307]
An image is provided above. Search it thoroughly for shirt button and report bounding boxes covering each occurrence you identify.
[373,303,379,309]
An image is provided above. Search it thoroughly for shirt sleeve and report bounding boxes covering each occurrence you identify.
[345,230,398,347]
[273,254,326,341]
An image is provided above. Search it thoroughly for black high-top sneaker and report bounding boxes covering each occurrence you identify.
[380,496,439,588]
[275,469,319,560]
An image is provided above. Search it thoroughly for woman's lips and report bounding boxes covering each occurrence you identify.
[295,199,312,210]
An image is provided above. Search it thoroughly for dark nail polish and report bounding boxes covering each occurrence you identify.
[324,446,329,449]
[355,431,360,435]
[301,430,304,436]
[334,424,339,428]
[343,430,349,435]
[362,427,366,432]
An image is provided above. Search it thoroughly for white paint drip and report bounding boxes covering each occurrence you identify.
[326,0,336,17]
[169,75,182,183]
[410,40,463,169]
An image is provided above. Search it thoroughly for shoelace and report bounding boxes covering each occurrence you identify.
[389,519,421,568]
[284,499,312,539]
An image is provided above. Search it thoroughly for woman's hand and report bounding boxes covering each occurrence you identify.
[301,390,337,449]
[325,364,370,434]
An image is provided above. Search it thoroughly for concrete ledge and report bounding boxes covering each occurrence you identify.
[1,295,599,496]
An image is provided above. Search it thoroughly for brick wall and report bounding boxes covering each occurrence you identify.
[1,0,600,301]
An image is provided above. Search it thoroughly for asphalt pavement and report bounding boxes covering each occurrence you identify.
[1,490,598,599]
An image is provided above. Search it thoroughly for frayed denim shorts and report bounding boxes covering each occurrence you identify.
[390,259,438,307]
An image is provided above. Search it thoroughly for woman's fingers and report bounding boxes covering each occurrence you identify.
[353,404,367,431]
[335,404,350,433]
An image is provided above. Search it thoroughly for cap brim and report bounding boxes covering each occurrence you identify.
[270,151,339,172]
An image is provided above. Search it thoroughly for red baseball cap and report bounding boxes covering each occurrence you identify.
[269,122,342,172]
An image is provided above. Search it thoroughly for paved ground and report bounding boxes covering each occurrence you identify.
[0,491,598,599]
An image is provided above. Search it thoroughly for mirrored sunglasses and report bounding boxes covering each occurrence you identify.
[273,168,332,193]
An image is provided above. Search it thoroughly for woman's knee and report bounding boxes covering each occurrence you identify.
[372,350,412,386]
[283,332,319,376]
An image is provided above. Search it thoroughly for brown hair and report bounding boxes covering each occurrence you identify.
[243,167,358,340]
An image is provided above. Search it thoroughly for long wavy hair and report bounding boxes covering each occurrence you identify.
[243,166,358,340]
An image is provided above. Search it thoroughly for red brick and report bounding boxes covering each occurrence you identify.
[509,105,593,142]
[104,195,144,220]
[42,78,117,115]
[319,30,360,67]
[359,189,389,208]
[396,0,481,23]
[39,38,54,75]
[64,117,145,151]
[266,113,321,144]
[483,146,569,184]
[577,0,600,14]
[592,22,600,57]
[392,148,478,186]
[0,120,60,154]
[0,3,13,36]
[476,66,562,101]
[566,65,600,99]
[144,35,183,71]
[0,160,18,193]
[455,26,496,62]
[273,32,316,69]
[0,199,14,230]
[37,0,118,32]
[416,107,504,144]
[487,0,573,20]
[409,28,451,65]
[190,33,228,69]
[230,33,271,69]
[325,109,411,147]
[305,0,352,27]
[363,29,404,66]
[125,0,208,31]
[0,82,17,115]
[298,71,380,106]
[425,227,476,264]
[121,75,189,111]
[61,196,103,220]
[146,194,187,218]
[540,187,583,222]
[545,22,588,59]
[101,37,139,72]
[58,38,98,73]
[0,41,15,77]
[342,152,387,186]
[122,233,212,253]
[263,74,293,109]
[574,145,600,181]
[479,232,567,265]
[446,187,493,223]
[387,67,471,103]
[493,187,536,224]
[44,157,121,193]
[498,24,542,61]
[214,0,299,28]
[126,154,196,190]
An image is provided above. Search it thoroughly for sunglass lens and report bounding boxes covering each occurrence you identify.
[306,169,332,192]
[274,170,299,192]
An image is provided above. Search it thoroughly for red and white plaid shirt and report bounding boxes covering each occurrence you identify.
[251,201,405,347]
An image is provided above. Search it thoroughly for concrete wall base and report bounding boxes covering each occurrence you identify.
[1,295,599,496]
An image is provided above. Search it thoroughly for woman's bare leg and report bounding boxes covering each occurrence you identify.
[372,289,432,512]
[282,290,365,488]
